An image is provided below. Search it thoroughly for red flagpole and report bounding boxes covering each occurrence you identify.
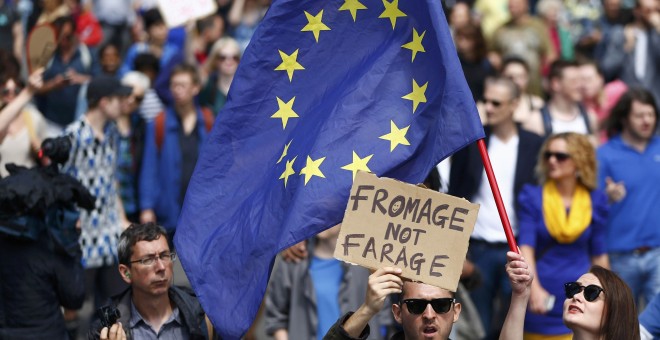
[476,139,519,253]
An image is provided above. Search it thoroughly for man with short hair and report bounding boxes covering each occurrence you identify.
[139,64,214,234]
[90,222,214,339]
[325,267,461,340]
[449,76,543,339]
[526,60,599,144]
[597,87,660,308]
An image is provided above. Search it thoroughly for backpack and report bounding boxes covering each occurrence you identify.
[154,108,215,151]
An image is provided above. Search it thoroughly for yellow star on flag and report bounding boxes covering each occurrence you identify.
[379,0,406,29]
[402,28,426,62]
[301,10,331,42]
[300,156,326,185]
[341,151,374,181]
[379,121,411,151]
[275,49,305,82]
[339,0,367,22]
[402,79,428,113]
[277,140,293,164]
[279,156,298,187]
[271,97,299,129]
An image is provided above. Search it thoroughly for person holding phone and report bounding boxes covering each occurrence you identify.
[516,132,609,339]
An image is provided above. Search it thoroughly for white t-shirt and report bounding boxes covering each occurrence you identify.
[471,134,519,242]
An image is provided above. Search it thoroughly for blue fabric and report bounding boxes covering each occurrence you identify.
[640,293,660,337]
[173,0,484,337]
[597,136,660,252]
[310,257,343,340]
[118,42,179,78]
[139,107,211,231]
[517,185,608,335]
[609,247,660,306]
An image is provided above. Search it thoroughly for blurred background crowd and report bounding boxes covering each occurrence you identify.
[0,0,659,339]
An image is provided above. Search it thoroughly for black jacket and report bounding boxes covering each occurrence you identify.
[88,286,212,340]
[448,126,544,211]
[0,235,85,340]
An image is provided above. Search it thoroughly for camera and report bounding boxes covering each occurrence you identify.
[97,305,121,329]
[40,136,71,165]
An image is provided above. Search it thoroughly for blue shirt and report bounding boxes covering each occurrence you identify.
[129,300,188,340]
[310,256,343,340]
[597,136,660,252]
[640,293,660,337]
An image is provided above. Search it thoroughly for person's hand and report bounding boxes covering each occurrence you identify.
[605,177,626,203]
[100,322,126,340]
[623,25,636,52]
[650,11,660,31]
[529,284,551,315]
[364,267,403,315]
[26,68,44,93]
[280,240,308,263]
[140,209,156,224]
[505,251,532,297]
[66,69,90,85]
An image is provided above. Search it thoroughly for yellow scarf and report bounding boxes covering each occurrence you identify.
[542,181,592,244]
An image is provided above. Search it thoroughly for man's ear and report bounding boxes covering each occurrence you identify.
[452,302,462,323]
[392,303,402,324]
[118,264,131,284]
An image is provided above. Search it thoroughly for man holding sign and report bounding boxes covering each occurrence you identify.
[324,267,461,339]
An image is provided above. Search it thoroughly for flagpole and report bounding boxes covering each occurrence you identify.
[476,139,519,253]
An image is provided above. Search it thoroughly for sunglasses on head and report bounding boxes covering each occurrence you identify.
[1,87,21,96]
[564,282,604,302]
[483,98,504,107]
[543,151,571,162]
[402,298,455,314]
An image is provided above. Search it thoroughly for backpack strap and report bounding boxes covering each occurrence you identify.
[155,111,166,152]
[578,104,592,134]
[540,105,553,136]
[201,107,215,132]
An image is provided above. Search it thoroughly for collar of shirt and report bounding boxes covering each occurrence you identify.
[129,298,183,332]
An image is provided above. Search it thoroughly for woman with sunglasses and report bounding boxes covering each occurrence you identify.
[0,69,46,178]
[516,132,610,339]
[199,37,242,115]
[502,251,640,340]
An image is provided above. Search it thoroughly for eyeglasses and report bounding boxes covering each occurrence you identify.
[219,55,240,62]
[130,252,177,266]
[402,298,455,314]
[543,151,571,162]
[483,98,505,107]
[1,87,21,97]
[564,282,604,302]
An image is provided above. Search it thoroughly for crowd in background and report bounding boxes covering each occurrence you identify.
[0,0,659,339]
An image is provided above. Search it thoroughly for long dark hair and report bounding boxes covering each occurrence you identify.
[604,87,658,138]
[589,266,640,340]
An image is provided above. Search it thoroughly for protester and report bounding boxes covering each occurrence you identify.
[0,0,23,62]
[99,43,122,77]
[517,132,609,338]
[322,267,460,340]
[450,76,543,339]
[501,254,640,340]
[199,37,241,114]
[0,69,46,177]
[499,56,545,127]
[640,294,660,339]
[89,222,215,339]
[536,0,574,61]
[139,64,214,234]
[525,60,599,144]
[455,23,496,102]
[597,88,660,308]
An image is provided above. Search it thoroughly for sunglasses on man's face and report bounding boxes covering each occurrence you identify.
[564,282,604,302]
[483,98,504,108]
[402,298,455,315]
[543,151,571,162]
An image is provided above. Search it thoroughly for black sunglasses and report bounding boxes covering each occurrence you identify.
[402,298,455,314]
[543,151,571,162]
[483,98,504,107]
[564,282,604,302]
[219,55,240,62]
[1,87,21,96]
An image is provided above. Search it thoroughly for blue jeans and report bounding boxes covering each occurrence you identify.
[468,239,512,340]
[610,247,660,308]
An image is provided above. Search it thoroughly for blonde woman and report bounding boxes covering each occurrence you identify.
[198,37,242,115]
[517,132,609,339]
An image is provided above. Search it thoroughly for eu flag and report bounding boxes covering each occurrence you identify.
[175,0,484,337]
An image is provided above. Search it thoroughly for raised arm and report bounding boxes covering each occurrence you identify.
[499,251,533,340]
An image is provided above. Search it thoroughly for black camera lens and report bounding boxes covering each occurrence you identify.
[97,306,121,329]
[40,136,71,165]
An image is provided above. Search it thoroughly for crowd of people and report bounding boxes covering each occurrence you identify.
[0,0,659,339]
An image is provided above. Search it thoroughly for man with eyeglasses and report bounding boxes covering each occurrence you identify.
[89,222,215,339]
[324,267,461,340]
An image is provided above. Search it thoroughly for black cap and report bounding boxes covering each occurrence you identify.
[86,75,133,103]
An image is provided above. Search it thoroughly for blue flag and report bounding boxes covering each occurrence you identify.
[175,0,484,337]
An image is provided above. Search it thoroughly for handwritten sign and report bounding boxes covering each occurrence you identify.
[157,0,218,28]
[334,171,479,292]
[27,25,57,74]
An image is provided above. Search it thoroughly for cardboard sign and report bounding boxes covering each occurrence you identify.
[334,172,479,292]
[27,25,57,74]
[157,0,218,28]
